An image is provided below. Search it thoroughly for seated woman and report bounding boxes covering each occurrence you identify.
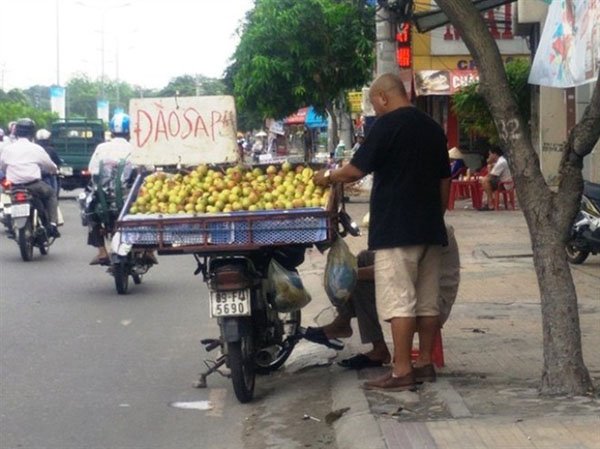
[448,147,466,179]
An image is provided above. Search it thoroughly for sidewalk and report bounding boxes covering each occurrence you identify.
[297,195,600,449]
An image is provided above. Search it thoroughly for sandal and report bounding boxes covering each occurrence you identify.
[338,354,385,369]
[302,327,344,350]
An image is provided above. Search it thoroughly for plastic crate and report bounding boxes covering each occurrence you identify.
[115,169,339,252]
[118,208,330,249]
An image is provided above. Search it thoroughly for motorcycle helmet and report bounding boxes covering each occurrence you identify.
[15,118,36,139]
[36,128,51,141]
[8,121,17,136]
[109,112,130,136]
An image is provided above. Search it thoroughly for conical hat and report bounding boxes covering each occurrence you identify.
[448,147,464,159]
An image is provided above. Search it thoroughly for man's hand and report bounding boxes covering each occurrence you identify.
[313,169,331,187]
[314,163,365,187]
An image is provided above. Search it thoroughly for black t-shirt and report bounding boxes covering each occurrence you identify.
[351,107,450,249]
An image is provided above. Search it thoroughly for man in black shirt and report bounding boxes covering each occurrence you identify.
[314,73,450,391]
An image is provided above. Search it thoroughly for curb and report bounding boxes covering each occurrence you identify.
[331,369,387,449]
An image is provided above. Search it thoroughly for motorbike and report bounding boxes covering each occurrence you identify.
[80,167,156,295]
[566,181,600,264]
[194,201,360,403]
[8,185,55,261]
[110,237,156,294]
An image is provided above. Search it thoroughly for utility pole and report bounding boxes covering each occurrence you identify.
[376,5,400,76]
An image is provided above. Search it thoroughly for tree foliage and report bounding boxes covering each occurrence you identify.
[65,74,100,118]
[159,75,226,97]
[227,0,375,123]
[452,59,531,144]
[0,73,232,129]
[0,95,58,131]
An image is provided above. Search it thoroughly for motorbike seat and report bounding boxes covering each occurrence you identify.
[584,181,600,211]
[584,181,600,201]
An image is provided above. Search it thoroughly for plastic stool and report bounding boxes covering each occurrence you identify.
[411,329,445,368]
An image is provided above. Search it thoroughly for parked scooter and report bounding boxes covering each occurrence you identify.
[193,247,304,403]
[8,185,56,261]
[566,181,600,264]
[195,205,360,403]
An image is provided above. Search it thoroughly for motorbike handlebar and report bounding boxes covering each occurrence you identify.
[338,210,361,237]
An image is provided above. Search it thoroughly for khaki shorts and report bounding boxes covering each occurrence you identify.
[375,245,442,320]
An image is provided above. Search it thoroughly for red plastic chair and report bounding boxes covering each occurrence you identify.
[411,328,445,368]
[493,181,516,210]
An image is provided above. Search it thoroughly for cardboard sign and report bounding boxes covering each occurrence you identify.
[129,96,238,166]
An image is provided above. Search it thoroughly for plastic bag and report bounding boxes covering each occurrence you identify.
[324,237,358,307]
[268,259,312,313]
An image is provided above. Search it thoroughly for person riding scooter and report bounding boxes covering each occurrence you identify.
[0,118,60,238]
[86,112,137,265]
[35,128,62,197]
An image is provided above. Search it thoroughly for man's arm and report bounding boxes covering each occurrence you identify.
[36,148,58,174]
[357,265,374,281]
[314,163,365,187]
[440,177,451,214]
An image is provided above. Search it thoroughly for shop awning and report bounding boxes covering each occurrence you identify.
[284,107,308,125]
[414,69,479,96]
[305,107,328,129]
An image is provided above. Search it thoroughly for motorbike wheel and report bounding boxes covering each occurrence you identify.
[113,259,130,294]
[255,310,301,374]
[565,243,589,264]
[228,336,255,403]
[18,221,34,262]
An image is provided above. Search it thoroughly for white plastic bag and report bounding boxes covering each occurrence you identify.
[268,259,312,313]
[324,237,357,307]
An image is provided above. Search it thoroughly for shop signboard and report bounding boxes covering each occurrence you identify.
[347,91,362,113]
[414,69,479,96]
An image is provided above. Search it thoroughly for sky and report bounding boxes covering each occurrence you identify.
[0,0,256,91]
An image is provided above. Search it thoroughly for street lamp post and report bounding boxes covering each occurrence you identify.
[75,1,131,112]
[56,0,60,85]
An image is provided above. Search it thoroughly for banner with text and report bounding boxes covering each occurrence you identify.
[97,100,109,124]
[529,0,599,88]
[50,86,65,119]
[129,96,238,166]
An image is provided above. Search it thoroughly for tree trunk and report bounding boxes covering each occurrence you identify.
[435,0,595,396]
[326,101,339,152]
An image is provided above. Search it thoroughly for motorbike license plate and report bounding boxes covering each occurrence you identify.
[210,289,251,317]
[11,203,30,218]
[60,166,73,176]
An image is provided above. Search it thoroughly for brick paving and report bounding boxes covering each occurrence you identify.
[299,196,600,449]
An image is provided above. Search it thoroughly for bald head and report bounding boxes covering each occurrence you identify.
[368,73,411,116]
